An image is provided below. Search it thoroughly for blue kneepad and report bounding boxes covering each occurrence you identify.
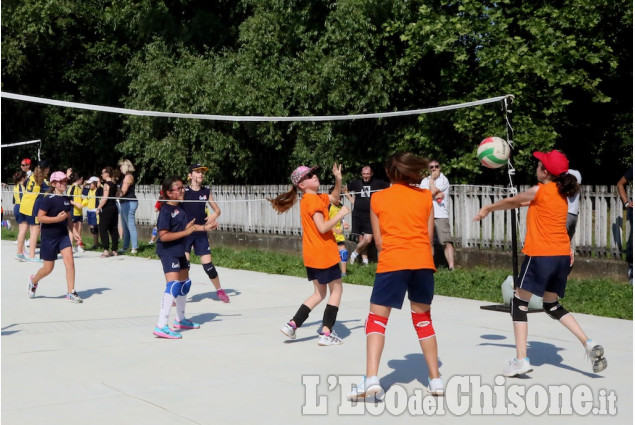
[340,248,349,262]
[165,280,191,297]
[181,279,192,295]
[166,280,183,297]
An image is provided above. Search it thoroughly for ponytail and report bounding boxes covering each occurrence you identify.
[269,186,298,213]
[555,172,580,198]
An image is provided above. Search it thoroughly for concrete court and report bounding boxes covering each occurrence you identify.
[1,239,632,425]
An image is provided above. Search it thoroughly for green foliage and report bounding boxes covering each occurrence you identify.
[2,0,632,184]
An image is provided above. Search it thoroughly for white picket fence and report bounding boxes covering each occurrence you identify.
[2,184,631,258]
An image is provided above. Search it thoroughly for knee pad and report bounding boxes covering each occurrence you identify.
[322,304,339,333]
[365,312,388,336]
[339,248,349,262]
[511,295,529,322]
[203,262,218,280]
[165,280,183,297]
[181,279,192,296]
[543,300,569,321]
[412,311,435,340]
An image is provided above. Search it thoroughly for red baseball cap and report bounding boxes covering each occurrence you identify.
[533,150,569,176]
[21,158,31,165]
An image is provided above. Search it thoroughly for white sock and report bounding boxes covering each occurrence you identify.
[175,295,187,322]
[157,292,174,328]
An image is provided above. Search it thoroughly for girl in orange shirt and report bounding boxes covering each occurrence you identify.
[474,150,606,377]
[349,152,443,401]
[270,164,350,346]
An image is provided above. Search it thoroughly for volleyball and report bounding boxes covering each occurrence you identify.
[478,137,510,169]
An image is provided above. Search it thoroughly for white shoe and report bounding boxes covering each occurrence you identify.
[280,323,296,340]
[77,244,85,253]
[348,375,384,401]
[585,340,607,373]
[317,331,343,346]
[503,357,533,377]
[349,251,358,265]
[428,377,444,396]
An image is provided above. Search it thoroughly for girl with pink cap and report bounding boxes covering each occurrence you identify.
[270,164,351,345]
[27,171,83,303]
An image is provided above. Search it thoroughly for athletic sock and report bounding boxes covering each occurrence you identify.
[175,296,186,322]
[157,292,175,328]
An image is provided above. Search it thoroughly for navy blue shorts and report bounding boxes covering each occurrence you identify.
[40,235,72,261]
[371,269,435,309]
[25,213,37,225]
[71,213,83,223]
[184,233,211,256]
[351,216,372,236]
[159,255,190,274]
[518,255,570,298]
[13,205,27,224]
[87,210,98,227]
[306,263,341,284]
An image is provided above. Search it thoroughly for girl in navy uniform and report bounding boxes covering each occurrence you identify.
[27,171,83,303]
[182,163,229,302]
[153,176,217,339]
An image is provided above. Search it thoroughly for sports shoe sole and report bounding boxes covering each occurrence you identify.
[348,386,385,401]
[173,321,200,330]
[153,330,182,339]
[593,357,608,373]
[503,367,533,377]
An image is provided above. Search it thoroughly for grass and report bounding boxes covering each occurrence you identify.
[3,228,631,320]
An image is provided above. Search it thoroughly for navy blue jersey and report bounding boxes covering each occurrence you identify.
[39,194,71,238]
[182,186,211,225]
[156,203,190,257]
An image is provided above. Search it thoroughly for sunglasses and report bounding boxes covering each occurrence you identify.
[429,165,440,169]
[300,172,315,183]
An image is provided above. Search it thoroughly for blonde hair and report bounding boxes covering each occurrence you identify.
[118,159,135,174]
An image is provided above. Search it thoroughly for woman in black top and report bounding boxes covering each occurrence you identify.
[96,166,120,257]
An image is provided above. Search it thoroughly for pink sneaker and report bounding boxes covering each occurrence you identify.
[216,288,230,303]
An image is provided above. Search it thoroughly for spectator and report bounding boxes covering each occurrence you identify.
[21,158,32,177]
[616,166,633,281]
[96,166,119,257]
[82,176,101,249]
[19,159,50,262]
[66,172,85,253]
[420,160,455,270]
[13,170,27,260]
[347,165,389,265]
[118,159,139,254]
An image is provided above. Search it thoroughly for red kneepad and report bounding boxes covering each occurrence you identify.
[365,313,388,336]
[412,311,435,340]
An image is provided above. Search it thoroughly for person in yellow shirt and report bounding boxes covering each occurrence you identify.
[66,173,85,252]
[474,150,607,377]
[19,160,50,262]
[328,189,350,277]
[13,170,28,261]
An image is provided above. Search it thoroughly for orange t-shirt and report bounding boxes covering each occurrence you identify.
[371,183,436,273]
[300,193,340,269]
[522,182,570,256]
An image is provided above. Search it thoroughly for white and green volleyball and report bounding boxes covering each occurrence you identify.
[478,136,510,169]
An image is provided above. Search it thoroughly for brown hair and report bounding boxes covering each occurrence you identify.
[269,186,299,213]
[161,175,184,196]
[384,152,429,184]
[554,172,580,198]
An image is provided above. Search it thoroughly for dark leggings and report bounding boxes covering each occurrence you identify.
[99,205,119,252]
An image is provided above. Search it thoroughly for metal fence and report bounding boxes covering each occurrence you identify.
[3,184,631,258]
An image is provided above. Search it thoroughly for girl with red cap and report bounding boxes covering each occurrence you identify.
[270,164,350,346]
[27,171,83,303]
[474,150,607,377]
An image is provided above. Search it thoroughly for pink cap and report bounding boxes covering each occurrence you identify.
[290,165,318,186]
[533,150,569,176]
[49,171,68,183]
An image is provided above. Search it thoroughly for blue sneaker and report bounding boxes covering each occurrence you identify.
[153,326,182,339]
[173,319,200,329]
[16,254,27,262]
[28,257,43,263]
